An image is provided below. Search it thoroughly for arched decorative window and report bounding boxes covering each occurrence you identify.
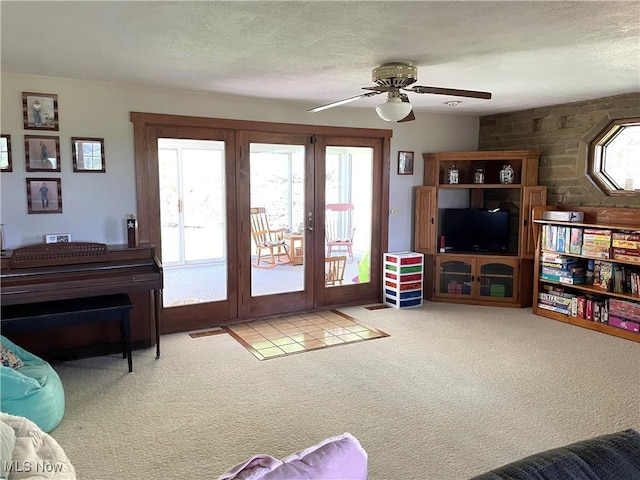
[588,117,640,195]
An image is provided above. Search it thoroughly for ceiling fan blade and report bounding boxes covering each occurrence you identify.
[398,110,415,123]
[397,93,415,122]
[406,86,492,100]
[308,91,382,112]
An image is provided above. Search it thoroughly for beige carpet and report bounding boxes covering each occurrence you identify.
[48,303,639,479]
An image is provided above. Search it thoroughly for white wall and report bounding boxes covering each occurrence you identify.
[0,73,479,250]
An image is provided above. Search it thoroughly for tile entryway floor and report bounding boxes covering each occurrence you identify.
[224,310,389,360]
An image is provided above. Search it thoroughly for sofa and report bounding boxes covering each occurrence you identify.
[217,429,640,480]
[0,336,65,433]
[471,428,640,480]
[217,432,367,480]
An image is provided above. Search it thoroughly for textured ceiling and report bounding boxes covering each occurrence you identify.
[1,1,639,116]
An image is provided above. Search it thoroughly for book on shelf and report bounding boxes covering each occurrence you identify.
[541,261,582,270]
[609,298,640,322]
[541,285,576,298]
[612,231,640,247]
[546,225,558,251]
[539,292,573,306]
[577,296,586,319]
[581,247,611,259]
[538,299,571,311]
[582,236,611,246]
[612,253,640,265]
[540,273,585,284]
[595,261,613,290]
[592,299,608,323]
[541,251,576,263]
[608,316,640,333]
[613,240,640,249]
[612,247,640,256]
[541,266,584,278]
[569,227,583,255]
[583,228,613,237]
[557,226,567,253]
[537,302,570,315]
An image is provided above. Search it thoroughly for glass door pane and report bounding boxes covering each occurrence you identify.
[324,146,373,287]
[438,259,473,296]
[479,261,515,300]
[250,143,306,297]
[158,139,227,307]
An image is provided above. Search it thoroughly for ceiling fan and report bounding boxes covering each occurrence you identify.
[308,62,492,122]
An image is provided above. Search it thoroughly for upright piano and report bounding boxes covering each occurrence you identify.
[1,242,162,359]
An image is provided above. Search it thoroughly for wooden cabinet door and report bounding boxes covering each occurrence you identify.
[476,257,519,303]
[414,186,437,254]
[434,256,474,299]
[520,186,547,258]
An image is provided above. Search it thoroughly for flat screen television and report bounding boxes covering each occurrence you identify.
[441,208,510,253]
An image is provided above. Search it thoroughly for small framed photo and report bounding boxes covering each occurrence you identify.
[1,134,12,172]
[26,177,62,214]
[72,137,105,172]
[398,151,414,175]
[25,135,60,172]
[23,92,59,130]
[45,233,72,243]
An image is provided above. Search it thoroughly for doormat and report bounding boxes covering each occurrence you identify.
[224,310,388,360]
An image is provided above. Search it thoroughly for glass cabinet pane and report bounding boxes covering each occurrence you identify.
[479,262,514,298]
[439,260,472,295]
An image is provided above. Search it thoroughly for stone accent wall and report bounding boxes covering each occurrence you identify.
[478,93,640,207]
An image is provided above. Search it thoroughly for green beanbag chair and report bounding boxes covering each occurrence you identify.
[0,335,65,433]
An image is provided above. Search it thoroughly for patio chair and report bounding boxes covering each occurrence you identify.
[250,207,290,268]
[325,255,347,287]
[325,203,355,260]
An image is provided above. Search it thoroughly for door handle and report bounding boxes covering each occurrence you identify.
[307,211,313,232]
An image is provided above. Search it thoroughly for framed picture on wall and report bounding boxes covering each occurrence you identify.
[72,137,106,172]
[22,92,59,131]
[26,177,63,214]
[1,134,12,172]
[25,135,61,172]
[398,151,414,175]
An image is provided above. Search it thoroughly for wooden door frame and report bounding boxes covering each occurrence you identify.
[131,122,238,332]
[313,135,390,308]
[236,130,316,319]
[131,112,391,330]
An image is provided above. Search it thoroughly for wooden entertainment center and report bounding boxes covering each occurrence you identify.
[414,150,547,307]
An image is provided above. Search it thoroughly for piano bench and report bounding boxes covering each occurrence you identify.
[1,294,135,372]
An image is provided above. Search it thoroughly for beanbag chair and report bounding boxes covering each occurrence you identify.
[1,336,65,433]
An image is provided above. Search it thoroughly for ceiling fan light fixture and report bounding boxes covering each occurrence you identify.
[376,95,412,122]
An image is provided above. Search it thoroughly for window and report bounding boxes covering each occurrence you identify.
[588,117,640,195]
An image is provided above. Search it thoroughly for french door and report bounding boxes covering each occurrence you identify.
[237,131,313,317]
[131,113,390,333]
[152,126,238,332]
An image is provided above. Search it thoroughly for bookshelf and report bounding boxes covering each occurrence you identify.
[532,205,640,342]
